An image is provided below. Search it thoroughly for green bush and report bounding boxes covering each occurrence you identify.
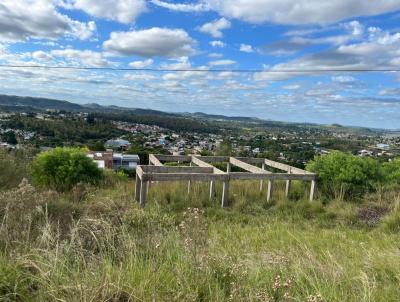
[383,158,400,186]
[31,147,102,191]
[306,152,383,200]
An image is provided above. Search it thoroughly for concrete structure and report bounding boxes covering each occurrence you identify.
[135,154,317,208]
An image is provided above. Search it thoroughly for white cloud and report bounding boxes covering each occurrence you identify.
[103,28,196,58]
[208,59,236,66]
[209,40,226,48]
[208,52,223,58]
[260,26,400,81]
[198,18,231,38]
[124,73,156,81]
[50,49,109,67]
[161,56,191,69]
[154,0,400,25]
[379,88,400,96]
[345,20,364,36]
[332,75,355,83]
[151,0,209,12]
[0,0,96,42]
[61,0,147,24]
[282,84,301,90]
[128,59,153,68]
[239,44,254,53]
[31,50,53,61]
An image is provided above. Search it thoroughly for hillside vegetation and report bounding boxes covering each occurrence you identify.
[0,149,399,301]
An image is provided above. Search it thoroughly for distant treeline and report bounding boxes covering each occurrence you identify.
[91,112,221,133]
[2,115,125,146]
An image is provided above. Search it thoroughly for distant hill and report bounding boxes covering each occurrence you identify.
[187,112,261,123]
[0,95,84,111]
[0,94,388,134]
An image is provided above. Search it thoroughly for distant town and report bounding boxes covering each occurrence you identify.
[1,100,399,171]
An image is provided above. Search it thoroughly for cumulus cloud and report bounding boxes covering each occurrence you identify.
[209,40,226,48]
[0,0,96,41]
[50,49,109,67]
[239,44,254,53]
[208,59,236,66]
[153,0,400,25]
[260,25,400,82]
[31,50,53,61]
[60,0,147,24]
[161,56,192,69]
[198,18,231,38]
[103,27,196,58]
[151,0,209,12]
[128,59,153,68]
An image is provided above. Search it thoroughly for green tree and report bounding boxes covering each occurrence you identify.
[2,131,17,145]
[31,147,102,192]
[306,151,383,200]
[216,138,233,156]
[87,141,106,151]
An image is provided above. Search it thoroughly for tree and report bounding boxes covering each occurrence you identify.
[2,131,17,145]
[306,151,383,200]
[31,147,102,192]
[216,138,233,156]
[87,141,106,151]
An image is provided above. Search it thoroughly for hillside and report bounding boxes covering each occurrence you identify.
[0,94,386,135]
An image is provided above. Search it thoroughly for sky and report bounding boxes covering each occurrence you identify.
[0,1,400,129]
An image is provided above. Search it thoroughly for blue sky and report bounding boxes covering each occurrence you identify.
[1,1,400,129]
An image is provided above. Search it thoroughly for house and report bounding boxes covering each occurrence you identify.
[113,153,140,170]
[359,149,374,157]
[376,143,390,150]
[105,139,131,150]
[87,151,113,169]
[87,151,139,170]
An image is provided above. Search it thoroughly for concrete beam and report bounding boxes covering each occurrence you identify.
[230,157,272,174]
[149,154,163,166]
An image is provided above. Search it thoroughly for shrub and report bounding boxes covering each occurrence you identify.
[31,147,102,192]
[383,158,400,186]
[306,152,383,200]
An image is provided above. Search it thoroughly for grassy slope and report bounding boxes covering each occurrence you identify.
[0,179,399,301]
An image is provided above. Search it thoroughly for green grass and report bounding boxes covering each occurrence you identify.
[0,178,399,301]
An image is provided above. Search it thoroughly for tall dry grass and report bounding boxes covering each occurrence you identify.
[0,177,399,301]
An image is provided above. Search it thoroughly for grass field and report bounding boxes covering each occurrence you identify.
[0,178,399,301]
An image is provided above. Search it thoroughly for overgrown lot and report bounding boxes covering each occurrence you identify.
[0,176,399,301]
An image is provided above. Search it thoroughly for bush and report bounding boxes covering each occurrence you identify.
[383,158,400,186]
[306,152,383,200]
[31,147,102,191]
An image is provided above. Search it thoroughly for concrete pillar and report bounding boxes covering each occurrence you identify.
[267,180,273,202]
[135,176,141,202]
[140,180,148,208]
[209,181,215,200]
[226,162,231,173]
[309,180,316,201]
[187,162,192,194]
[221,181,230,208]
[260,163,266,192]
[285,167,292,197]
